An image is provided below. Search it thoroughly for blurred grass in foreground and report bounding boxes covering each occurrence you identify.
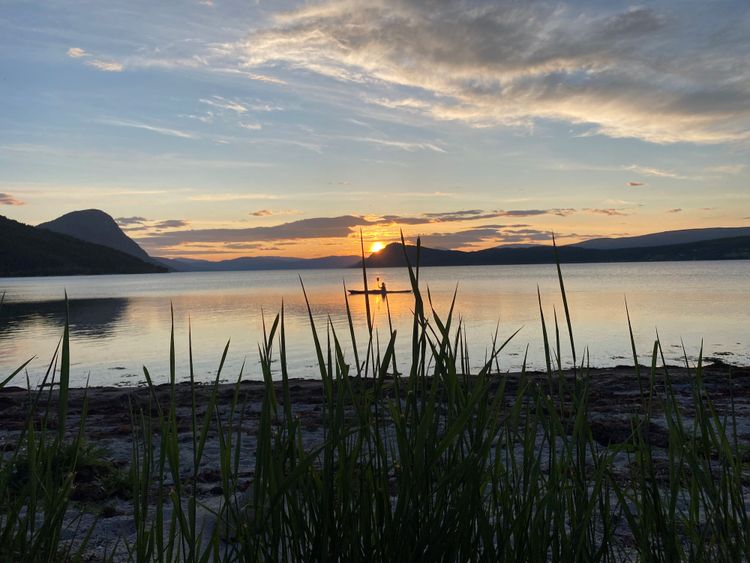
[0,238,749,562]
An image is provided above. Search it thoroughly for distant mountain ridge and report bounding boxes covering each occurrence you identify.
[573,227,750,250]
[159,255,360,272]
[364,236,750,268]
[38,209,154,262]
[0,215,167,277]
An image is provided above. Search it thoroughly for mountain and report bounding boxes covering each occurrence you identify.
[38,209,153,262]
[0,215,167,277]
[364,236,750,268]
[574,227,750,250]
[159,255,359,272]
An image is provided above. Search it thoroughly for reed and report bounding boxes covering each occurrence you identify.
[0,245,748,562]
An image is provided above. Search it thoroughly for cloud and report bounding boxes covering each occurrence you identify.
[417,225,562,249]
[348,137,445,153]
[628,181,646,187]
[117,217,189,232]
[116,216,148,227]
[227,1,750,144]
[497,209,576,218]
[100,119,197,139]
[189,193,281,202]
[137,215,372,249]
[705,164,746,176]
[239,121,262,130]
[200,96,248,114]
[247,102,284,112]
[584,208,628,216]
[86,59,124,72]
[154,219,189,230]
[377,208,576,225]
[625,165,690,180]
[0,192,24,206]
[248,209,302,217]
[67,46,122,71]
[66,47,88,58]
[418,227,508,249]
[424,209,483,219]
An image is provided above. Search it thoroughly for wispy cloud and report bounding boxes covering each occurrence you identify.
[705,164,746,176]
[199,96,248,113]
[584,208,629,216]
[116,216,148,227]
[189,193,281,202]
[66,47,123,71]
[416,225,578,249]
[137,215,371,248]
[100,119,197,139]
[117,217,190,232]
[625,165,691,180]
[239,121,262,130]
[154,219,189,229]
[66,47,87,58]
[348,137,445,153]
[86,59,124,72]
[377,208,576,225]
[249,209,301,217]
[227,2,750,144]
[0,192,24,206]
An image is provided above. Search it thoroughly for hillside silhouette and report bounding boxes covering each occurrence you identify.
[365,236,750,268]
[0,215,167,277]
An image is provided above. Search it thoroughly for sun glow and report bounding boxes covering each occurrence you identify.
[370,241,386,253]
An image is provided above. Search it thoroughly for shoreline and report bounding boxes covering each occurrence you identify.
[8,358,749,391]
[2,363,750,559]
[3,362,749,450]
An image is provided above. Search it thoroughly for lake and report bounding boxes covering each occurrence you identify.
[1,261,748,388]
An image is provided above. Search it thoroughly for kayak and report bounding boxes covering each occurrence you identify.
[348,289,412,295]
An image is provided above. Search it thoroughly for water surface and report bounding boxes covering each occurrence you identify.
[1,261,748,387]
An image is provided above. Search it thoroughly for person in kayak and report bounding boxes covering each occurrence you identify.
[376,277,387,293]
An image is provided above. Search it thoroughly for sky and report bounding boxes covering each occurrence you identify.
[1,0,749,259]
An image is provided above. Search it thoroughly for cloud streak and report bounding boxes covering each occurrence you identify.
[100,119,197,139]
[137,215,371,248]
[86,59,124,72]
[227,1,750,144]
[0,193,24,206]
[66,47,87,58]
[116,217,190,232]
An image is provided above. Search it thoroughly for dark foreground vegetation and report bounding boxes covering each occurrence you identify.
[1,239,749,561]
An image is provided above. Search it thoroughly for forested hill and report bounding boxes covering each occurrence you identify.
[364,236,750,268]
[0,215,167,277]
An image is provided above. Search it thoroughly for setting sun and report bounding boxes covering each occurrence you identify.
[370,241,386,253]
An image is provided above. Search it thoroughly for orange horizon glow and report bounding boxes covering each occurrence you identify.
[135,212,739,262]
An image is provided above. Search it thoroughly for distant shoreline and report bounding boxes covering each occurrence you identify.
[2,255,750,279]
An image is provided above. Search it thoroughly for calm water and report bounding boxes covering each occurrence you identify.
[1,262,748,388]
